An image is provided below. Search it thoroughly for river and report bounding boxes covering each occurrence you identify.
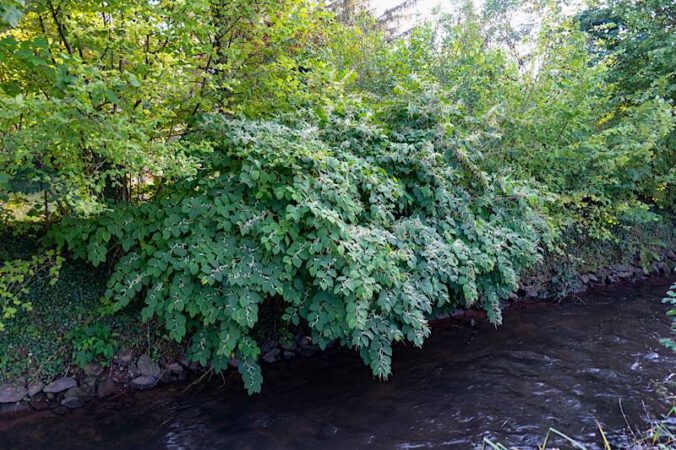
[1,277,674,449]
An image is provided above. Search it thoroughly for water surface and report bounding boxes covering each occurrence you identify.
[1,278,674,449]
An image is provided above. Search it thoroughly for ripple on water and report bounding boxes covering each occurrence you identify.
[1,277,674,450]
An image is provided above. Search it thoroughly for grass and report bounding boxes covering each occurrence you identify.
[482,427,588,450]
[481,408,676,450]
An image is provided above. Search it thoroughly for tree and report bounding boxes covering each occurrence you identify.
[580,0,675,103]
[0,0,328,217]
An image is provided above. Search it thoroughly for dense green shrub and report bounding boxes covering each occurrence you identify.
[54,110,549,392]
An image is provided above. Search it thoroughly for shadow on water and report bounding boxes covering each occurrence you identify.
[1,277,675,449]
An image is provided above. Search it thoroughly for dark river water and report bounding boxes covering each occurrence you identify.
[1,277,675,449]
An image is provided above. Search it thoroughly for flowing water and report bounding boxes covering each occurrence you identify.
[1,278,675,449]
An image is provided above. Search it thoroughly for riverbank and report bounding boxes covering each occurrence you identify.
[2,277,674,448]
[1,223,674,419]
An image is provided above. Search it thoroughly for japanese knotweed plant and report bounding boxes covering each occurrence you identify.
[54,114,549,393]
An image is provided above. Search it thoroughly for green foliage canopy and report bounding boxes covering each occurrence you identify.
[1,0,673,393]
[0,0,330,215]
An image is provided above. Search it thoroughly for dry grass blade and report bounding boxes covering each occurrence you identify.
[482,437,510,450]
[538,428,551,450]
[596,421,612,450]
[548,427,589,450]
